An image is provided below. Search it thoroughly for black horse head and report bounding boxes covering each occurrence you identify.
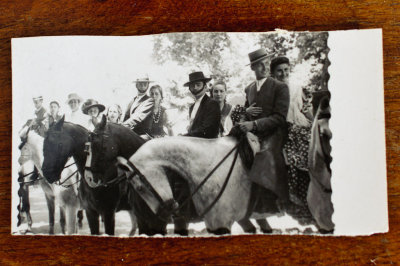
[85,115,120,187]
[87,116,175,219]
[42,116,88,183]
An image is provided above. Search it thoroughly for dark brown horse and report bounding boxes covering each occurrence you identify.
[84,116,177,235]
[42,117,137,235]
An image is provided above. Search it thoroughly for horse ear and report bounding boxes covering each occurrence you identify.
[116,156,134,173]
[96,114,107,131]
[53,115,65,131]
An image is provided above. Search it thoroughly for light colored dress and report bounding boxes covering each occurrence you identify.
[64,110,92,130]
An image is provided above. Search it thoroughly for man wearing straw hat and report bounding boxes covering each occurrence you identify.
[30,95,48,137]
[122,75,155,135]
[239,48,290,221]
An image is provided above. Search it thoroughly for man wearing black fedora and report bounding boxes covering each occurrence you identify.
[122,75,155,135]
[238,48,290,232]
[184,71,221,138]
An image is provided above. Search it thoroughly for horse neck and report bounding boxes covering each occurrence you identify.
[64,123,88,174]
[146,137,236,187]
[112,125,145,159]
[27,131,44,170]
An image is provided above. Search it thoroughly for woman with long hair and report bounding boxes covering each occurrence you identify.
[106,104,123,124]
[147,85,173,138]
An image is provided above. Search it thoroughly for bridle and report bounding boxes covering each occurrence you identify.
[124,141,241,220]
[86,128,242,221]
[84,131,125,188]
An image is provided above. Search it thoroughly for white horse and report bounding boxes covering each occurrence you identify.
[18,125,82,234]
[123,135,273,234]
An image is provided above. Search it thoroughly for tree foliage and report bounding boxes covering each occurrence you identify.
[152,32,330,111]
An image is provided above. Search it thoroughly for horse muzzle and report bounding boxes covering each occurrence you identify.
[84,169,101,188]
[156,199,179,220]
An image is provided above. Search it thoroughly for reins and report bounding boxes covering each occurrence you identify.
[55,169,80,188]
[172,142,240,218]
[17,161,78,186]
[125,140,241,219]
[91,171,128,188]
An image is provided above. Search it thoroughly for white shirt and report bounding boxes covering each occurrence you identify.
[256,78,267,92]
[64,110,91,130]
[190,94,206,121]
[129,94,147,115]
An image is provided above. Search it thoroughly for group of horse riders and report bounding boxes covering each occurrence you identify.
[26,47,331,232]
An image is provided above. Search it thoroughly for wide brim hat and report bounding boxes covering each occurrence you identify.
[81,99,106,115]
[132,74,154,83]
[132,78,154,83]
[66,93,84,104]
[183,71,212,87]
[247,48,269,66]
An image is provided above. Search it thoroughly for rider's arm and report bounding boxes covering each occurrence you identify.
[122,98,154,129]
[254,82,289,135]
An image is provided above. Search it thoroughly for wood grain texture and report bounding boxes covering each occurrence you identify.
[0,0,399,264]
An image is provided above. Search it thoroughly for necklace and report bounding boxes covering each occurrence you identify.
[153,108,161,123]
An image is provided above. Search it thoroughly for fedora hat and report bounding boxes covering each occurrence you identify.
[81,99,105,115]
[247,48,269,66]
[66,93,83,104]
[183,71,212,87]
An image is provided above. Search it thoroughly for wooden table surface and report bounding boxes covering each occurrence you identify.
[0,1,399,264]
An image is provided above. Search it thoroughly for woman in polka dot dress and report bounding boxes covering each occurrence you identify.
[284,85,315,224]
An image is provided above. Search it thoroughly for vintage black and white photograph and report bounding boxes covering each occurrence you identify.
[11,30,387,236]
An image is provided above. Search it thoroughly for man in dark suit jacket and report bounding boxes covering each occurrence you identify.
[47,100,62,128]
[122,76,155,135]
[184,71,221,138]
[171,71,220,236]
[239,48,290,212]
[31,95,48,137]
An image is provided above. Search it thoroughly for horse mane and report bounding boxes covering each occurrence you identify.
[104,123,145,159]
[63,122,89,135]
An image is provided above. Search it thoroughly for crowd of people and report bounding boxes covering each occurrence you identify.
[27,47,317,225]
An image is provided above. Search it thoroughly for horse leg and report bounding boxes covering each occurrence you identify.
[19,183,33,232]
[85,208,100,235]
[237,219,256,234]
[102,211,115,236]
[174,217,189,236]
[59,207,66,234]
[66,206,77,235]
[128,210,137,236]
[256,219,273,234]
[43,190,55,235]
[77,210,83,229]
[207,227,231,235]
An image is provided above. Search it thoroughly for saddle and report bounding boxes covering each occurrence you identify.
[227,126,260,170]
[228,126,283,217]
